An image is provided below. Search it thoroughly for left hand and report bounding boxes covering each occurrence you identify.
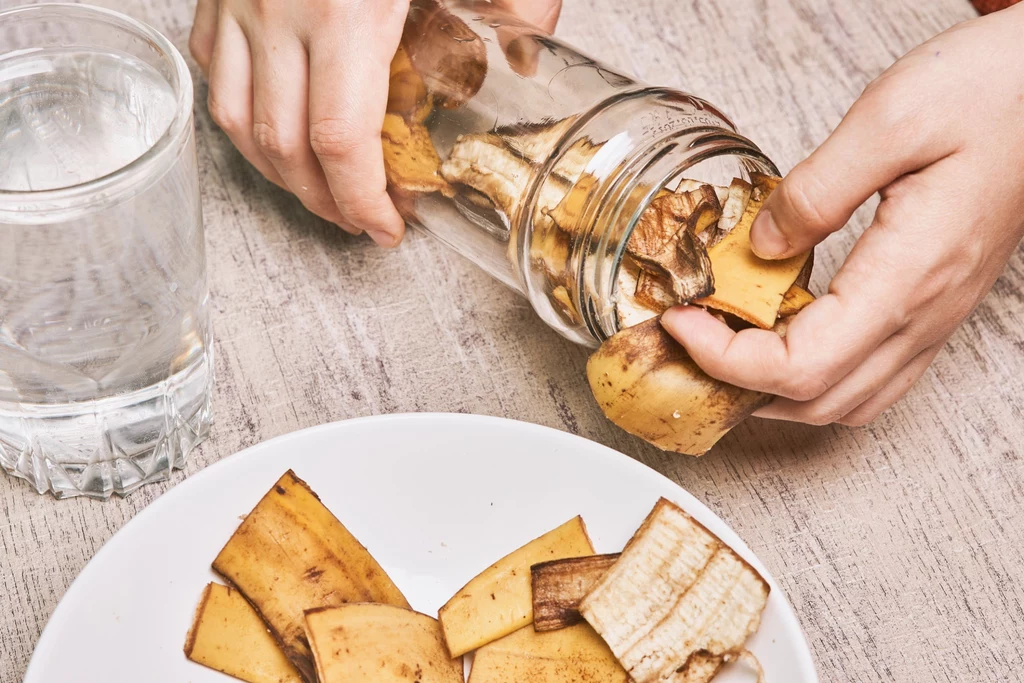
[660,4,1024,426]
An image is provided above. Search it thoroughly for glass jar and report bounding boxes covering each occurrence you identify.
[392,0,778,347]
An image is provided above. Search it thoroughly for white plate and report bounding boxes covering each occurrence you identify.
[26,413,817,682]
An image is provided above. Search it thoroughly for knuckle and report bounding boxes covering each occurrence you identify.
[858,81,915,139]
[783,370,831,402]
[309,117,362,161]
[207,92,245,134]
[188,32,210,68]
[253,120,301,161]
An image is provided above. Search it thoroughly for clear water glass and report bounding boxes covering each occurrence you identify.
[0,4,213,499]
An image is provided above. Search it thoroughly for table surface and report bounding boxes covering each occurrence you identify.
[5,0,1023,681]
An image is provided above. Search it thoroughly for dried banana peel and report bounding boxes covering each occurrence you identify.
[184,583,303,683]
[440,134,532,219]
[468,622,629,683]
[615,256,658,329]
[531,554,620,632]
[587,318,771,455]
[438,516,594,657]
[496,117,579,166]
[388,46,433,123]
[381,114,451,197]
[712,177,753,246]
[578,498,770,683]
[402,0,487,110]
[212,470,410,682]
[625,191,717,303]
[778,284,815,317]
[305,604,462,683]
[633,267,678,316]
[696,174,810,329]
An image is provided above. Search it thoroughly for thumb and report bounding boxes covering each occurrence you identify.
[750,89,953,260]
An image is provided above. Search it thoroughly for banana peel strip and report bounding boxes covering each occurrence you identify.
[211,470,410,681]
[185,583,303,683]
[625,191,717,303]
[530,554,621,632]
[696,174,810,329]
[381,114,452,197]
[578,498,770,683]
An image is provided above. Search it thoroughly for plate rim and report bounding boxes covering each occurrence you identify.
[25,412,819,682]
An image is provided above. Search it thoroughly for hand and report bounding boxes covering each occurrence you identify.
[189,0,409,246]
[661,4,1024,426]
[189,0,562,248]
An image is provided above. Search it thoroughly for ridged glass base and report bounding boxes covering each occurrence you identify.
[0,353,213,499]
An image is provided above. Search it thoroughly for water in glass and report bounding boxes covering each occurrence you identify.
[0,34,212,498]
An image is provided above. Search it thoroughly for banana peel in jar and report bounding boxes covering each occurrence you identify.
[591,175,815,456]
[402,0,487,110]
[695,174,811,329]
[381,114,452,200]
[388,46,433,124]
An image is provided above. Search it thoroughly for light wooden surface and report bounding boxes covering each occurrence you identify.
[5,0,1022,681]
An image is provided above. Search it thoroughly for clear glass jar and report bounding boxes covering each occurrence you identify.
[393,0,778,347]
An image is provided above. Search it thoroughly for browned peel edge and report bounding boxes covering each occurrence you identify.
[182,582,214,658]
[530,552,623,574]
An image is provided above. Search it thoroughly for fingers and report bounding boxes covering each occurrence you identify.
[753,332,923,424]
[838,346,940,426]
[189,0,218,77]
[750,79,960,260]
[206,11,285,188]
[661,275,900,401]
[249,32,355,231]
[492,0,563,32]
[307,7,406,247]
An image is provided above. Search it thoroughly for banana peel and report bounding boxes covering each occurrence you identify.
[587,317,771,455]
[468,623,629,683]
[184,583,303,683]
[695,174,810,329]
[304,604,463,683]
[531,554,620,632]
[591,172,815,456]
[388,46,433,123]
[578,498,770,683]
[381,114,451,197]
[212,470,410,681]
[625,191,717,303]
[778,284,815,317]
[438,516,594,658]
[401,0,487,110]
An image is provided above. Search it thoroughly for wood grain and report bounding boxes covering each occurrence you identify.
[6,1,1024,682]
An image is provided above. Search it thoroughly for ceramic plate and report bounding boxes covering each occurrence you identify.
[25,413,817,682]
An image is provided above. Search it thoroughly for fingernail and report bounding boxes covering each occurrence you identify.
[367,229,398,248]
[659,305,692,331]
[749,210,790,259]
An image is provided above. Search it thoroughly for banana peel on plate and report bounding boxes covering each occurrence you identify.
[578,498,770,683]
[593,173,815,456]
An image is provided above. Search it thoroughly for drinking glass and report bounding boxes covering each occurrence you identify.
[0,4,213,499]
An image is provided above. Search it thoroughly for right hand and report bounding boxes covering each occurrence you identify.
[189,0,562,248]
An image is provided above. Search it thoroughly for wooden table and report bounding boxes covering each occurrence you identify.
[5,0,1022,680]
